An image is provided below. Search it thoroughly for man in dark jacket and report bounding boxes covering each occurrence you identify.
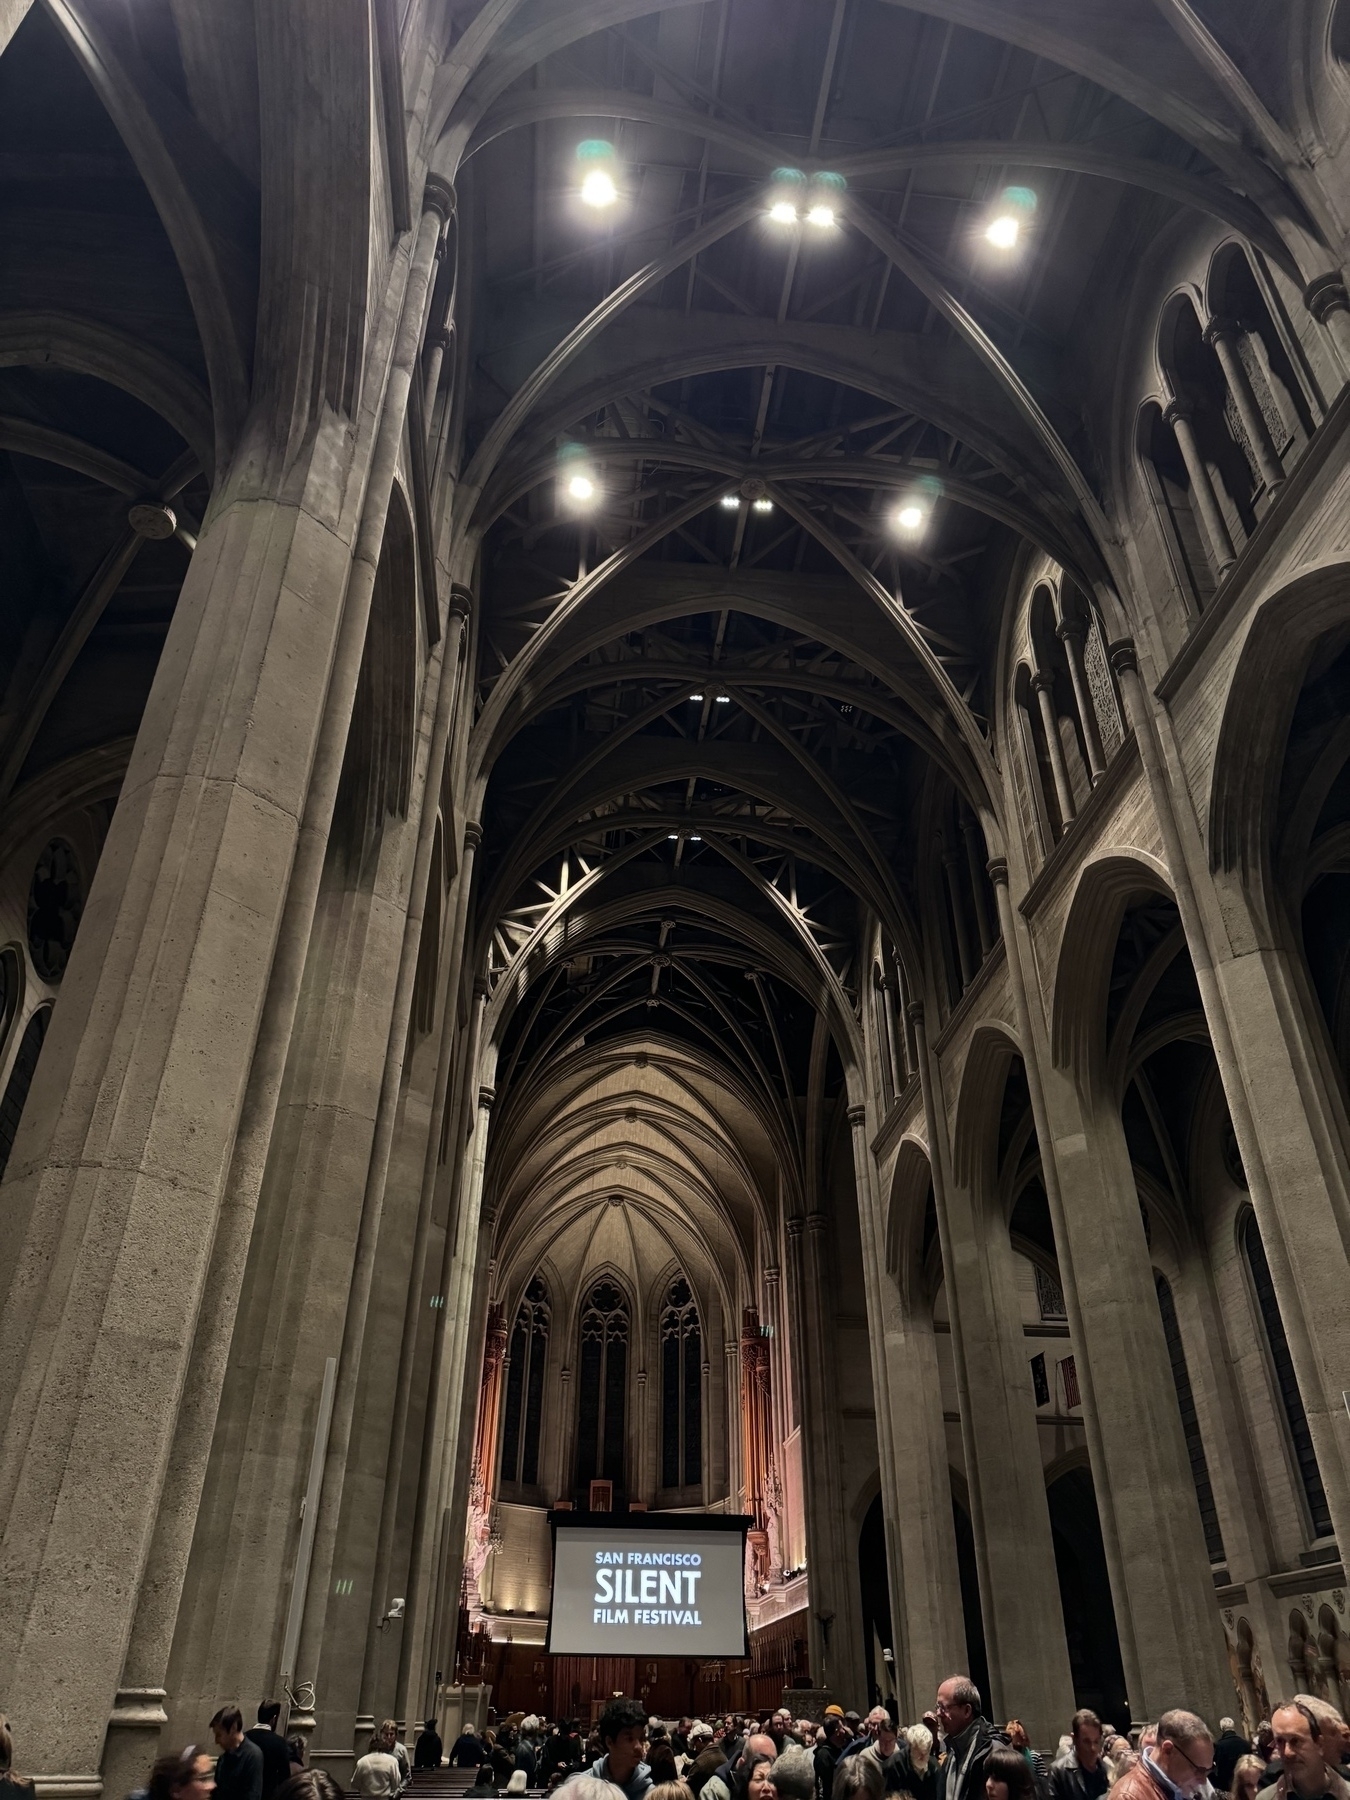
[415,1721,444,1771]
[246,1703,293,1800]
[212,1708,263,1800]
[816,1716,852,1800]
[1214,1720,1252,1795]
[935,1679,995,1800]
[1050,1712,1110,1800]
[452,1731,487,1770]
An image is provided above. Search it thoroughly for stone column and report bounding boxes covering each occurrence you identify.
[723,1337,741,1510]
[0,173,448,1799]
[1030,671,1076,830]
[396,986,490,1725]
[787,1208,867,1701]
[1163,398,1237,574]
[1304,272,1350,375]
[909,1004,1073,1743]
[1205,317,1285,493]
[1056,617,1106,782]
[960,818,994,956]
[741,1305,774,1592]
[845,1097,966,1723]
[353,599,474,1726]
[988,858,1232,1724]
[1111,641,1350,1562]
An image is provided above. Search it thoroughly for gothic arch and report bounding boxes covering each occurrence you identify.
[1051,850,1174,1087]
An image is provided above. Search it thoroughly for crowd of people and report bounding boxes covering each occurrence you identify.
[5,1679,1350,1800]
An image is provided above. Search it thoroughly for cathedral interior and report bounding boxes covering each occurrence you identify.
[3,0,1350,1784]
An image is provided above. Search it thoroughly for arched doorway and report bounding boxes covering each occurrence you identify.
[1047,1464,1129,1725]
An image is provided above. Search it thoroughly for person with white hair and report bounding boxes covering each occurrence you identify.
[554,1781,627,1800]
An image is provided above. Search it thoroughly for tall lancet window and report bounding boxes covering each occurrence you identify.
[500,1275,549,1489]
[575,1279,628,1493]
[661,1277,702,1489]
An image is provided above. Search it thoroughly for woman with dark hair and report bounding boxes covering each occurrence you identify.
[743,1757,777,1800]
[649,1745,679,1788]
[276,1775,345,1800]
[146,1746,217,1800]
[984,1750,1035,1800]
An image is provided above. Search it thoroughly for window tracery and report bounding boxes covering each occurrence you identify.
[500,1274,549,1489]
[660,1276,701,1489]
[575,1277,629,1496]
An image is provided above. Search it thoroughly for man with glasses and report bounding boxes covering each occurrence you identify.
[1257,1702,1350,1800]
[1111,1711,1214,1800]
[934,1678,994,1800]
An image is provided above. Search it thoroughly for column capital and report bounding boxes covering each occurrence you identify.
[763,1264,780,1286]
[471,973,489,999]
[1162,396,1193,428]
[477,1082,496,1110]
[986,856,1009,887]
[1107,637,1139,677]
[805,1210,828,1234]
[636,1368,647,1385]
[905,998,925,1026]
[448,583,474,620]
[1304,271,1350,324]
[463,819,484,851]
[422,175,456,223]
[784,1216,804,1239]
[1055,612,1088,643]
[1029,668,1056,696]
[846,1103,867,1128]
[1202,313,1240,348]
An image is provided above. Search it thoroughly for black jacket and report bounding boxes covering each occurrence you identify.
[215,1738,264,1800]
[936,1718,996,1800]
[246,1728,293,1800]
[1049,1762,1110,1800]
[415,1732,444,1771]
[1213,1735,1251,1795]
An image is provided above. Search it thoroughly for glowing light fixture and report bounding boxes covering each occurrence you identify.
[581,168,618,208]
[690,835,702,842]
[896,503,925,532]
[752,497,774,513]
[557,440,599,507]
[577,138,619,208]
[984,184,1037,250]
[769,170,846,228]
[767,167,807,224]
[689,692,704,701]
[804,173,845,229]
[715,694,731,703]
[720,493,741,509]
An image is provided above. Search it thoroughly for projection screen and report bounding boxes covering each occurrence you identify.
[546,1513,751,1656]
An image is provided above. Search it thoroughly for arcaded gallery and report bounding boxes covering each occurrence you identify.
[3,0,1350,1789]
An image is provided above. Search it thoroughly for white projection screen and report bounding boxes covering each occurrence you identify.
[547,1514,750,1657]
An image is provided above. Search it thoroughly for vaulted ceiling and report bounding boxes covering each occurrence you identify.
[0,0,1331,1286]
